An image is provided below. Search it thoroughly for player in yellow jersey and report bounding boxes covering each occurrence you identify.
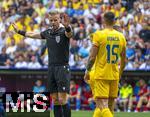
[84,12,126,117]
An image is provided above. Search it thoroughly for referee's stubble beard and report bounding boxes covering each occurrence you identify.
[48,14,60,31]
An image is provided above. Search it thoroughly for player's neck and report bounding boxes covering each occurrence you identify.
[105,25,113,29]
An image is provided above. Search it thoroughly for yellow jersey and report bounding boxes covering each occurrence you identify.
[120,85,133,99]
[92,29,126,80]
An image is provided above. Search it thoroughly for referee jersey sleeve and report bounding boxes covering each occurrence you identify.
[40,30,47,39]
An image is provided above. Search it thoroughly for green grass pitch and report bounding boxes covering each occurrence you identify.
[72,111,150,117]
[6,111,150,117]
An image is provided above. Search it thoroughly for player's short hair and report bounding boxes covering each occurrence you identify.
[104,12,116,25]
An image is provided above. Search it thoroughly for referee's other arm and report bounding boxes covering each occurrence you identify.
[12,23,44,39]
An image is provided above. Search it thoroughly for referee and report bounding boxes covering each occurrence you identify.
[12,10,72,117]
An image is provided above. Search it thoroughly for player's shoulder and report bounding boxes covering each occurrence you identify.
[115,31,126,44]
[113,30,126,40]
[98,29,107,33]
[114,30,124,37]
[93,30,103,37]
[94,30,102,35]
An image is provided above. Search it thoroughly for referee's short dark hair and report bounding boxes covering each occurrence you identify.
[104,12,116,26]
[48,9,60,15]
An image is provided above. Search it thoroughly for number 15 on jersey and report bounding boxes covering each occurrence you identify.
[106,44,119,64]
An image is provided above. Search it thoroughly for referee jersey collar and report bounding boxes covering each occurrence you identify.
[50,23,64,32]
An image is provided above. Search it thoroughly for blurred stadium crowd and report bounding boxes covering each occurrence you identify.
[0,0,149,70]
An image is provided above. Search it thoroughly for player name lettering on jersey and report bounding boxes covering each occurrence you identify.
[107,37,119,41]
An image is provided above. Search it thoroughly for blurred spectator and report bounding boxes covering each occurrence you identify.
[56,0,66,12]
[0,32,7,52]
[24,2,35,16]
[0,102,5,117]
[86,18,100,34]
[78,40,91,58]
[6,39,17,60]
[144,42,150,59]
[133,49,145,69]
[143,99,150,112]
[15,55,28,68]
[70,40,80,54]
[34,3,47,17]
[139,59,150,70]
[66,1,75,17]
[81,83,93,110]
[0,87,6,117]
[28,55,42,69]
[33,80,46,93]
[125,59,134,70]
[67,80,81,111]
[129,79,149,112]
[16,40,28,53]
[134,79,150,112]
[69,39,80,68]
[116,81,133,112]
[139,24,150,42]
[74,27,86,40]
[88,97,95,110]
[74,3,84,17]
[0,46,10,66]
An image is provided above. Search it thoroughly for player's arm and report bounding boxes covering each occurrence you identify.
[84,45,98,82]
[61,13,73,38]
[119,38,126,78]
[12,23,44,39]
[86,32,99,72]
[86,45,98,72]
[84,32,99,82]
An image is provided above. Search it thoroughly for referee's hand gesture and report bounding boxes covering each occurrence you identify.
[61,13,72,38]
[12,23,18,33]
[61,13,70,28]
[12,23,41,38]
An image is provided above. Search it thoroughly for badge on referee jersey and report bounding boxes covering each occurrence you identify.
[55,36,60,43]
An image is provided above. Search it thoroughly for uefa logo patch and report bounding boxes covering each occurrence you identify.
[55,36,60,43]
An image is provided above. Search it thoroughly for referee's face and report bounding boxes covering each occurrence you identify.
[49,14,60,30]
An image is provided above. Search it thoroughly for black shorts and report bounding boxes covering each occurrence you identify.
[47,65,70,94]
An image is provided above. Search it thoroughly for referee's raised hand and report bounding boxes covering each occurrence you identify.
[61,13,70,28]
[61,13,72,38]
[12,23,18,33]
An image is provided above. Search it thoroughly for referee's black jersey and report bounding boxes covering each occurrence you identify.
[40,27,70,65]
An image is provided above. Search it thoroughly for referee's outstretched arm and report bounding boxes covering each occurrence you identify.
[12,23,45,39]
